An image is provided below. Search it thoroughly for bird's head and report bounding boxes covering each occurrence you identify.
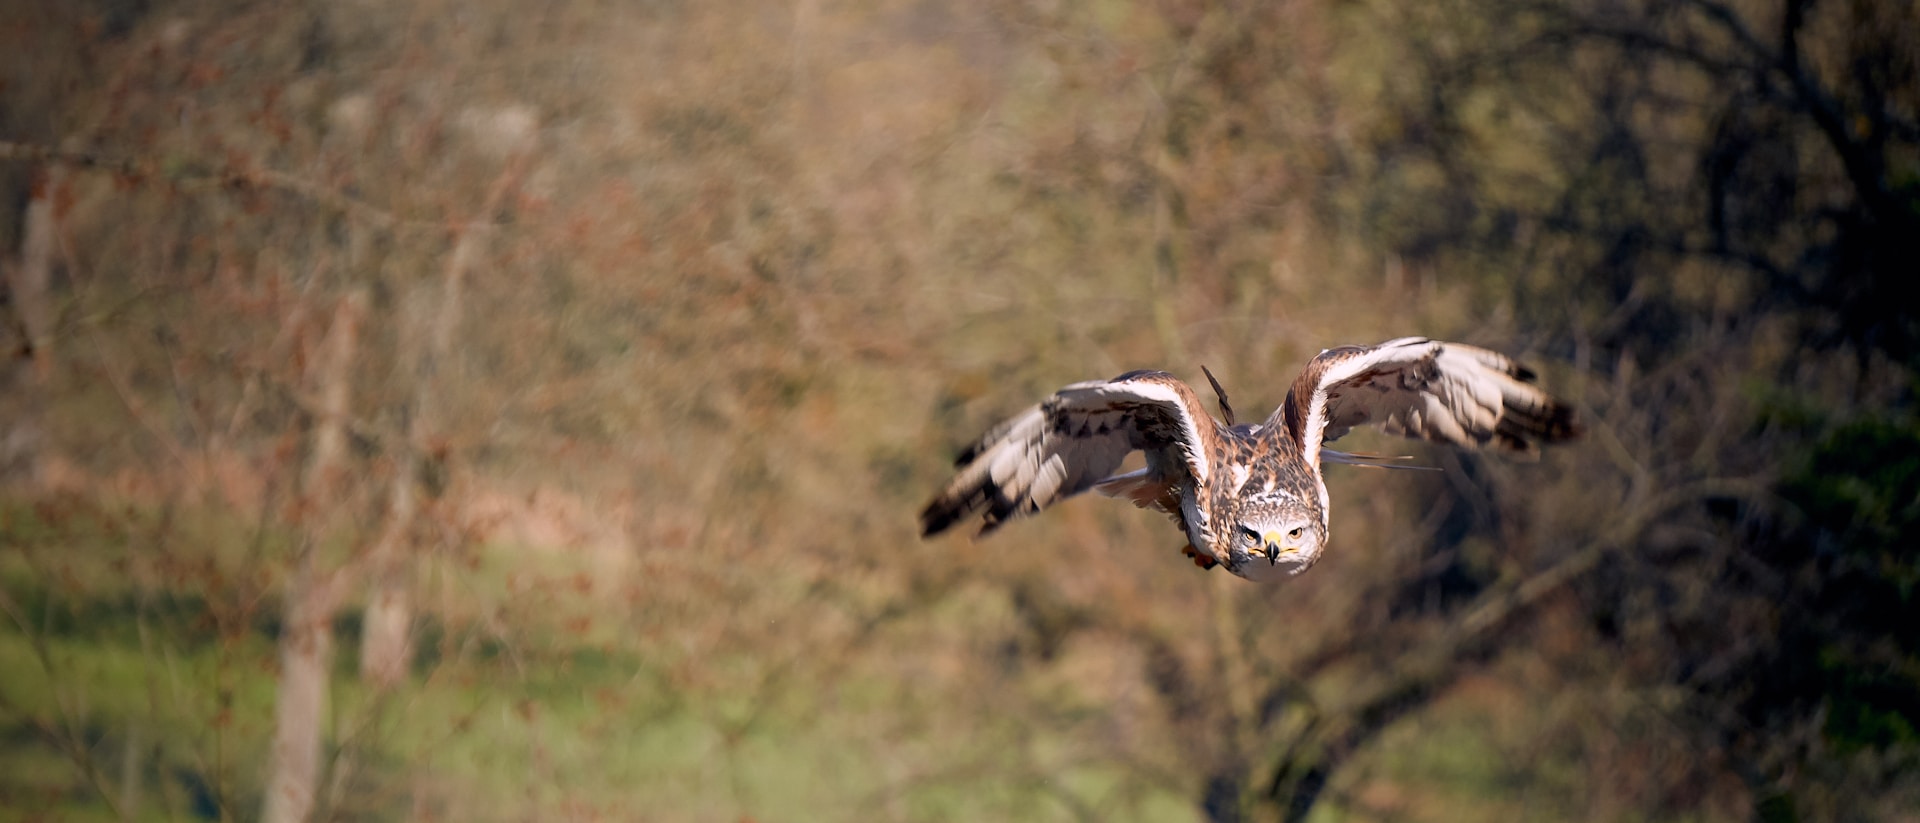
[1226,497,1324,582]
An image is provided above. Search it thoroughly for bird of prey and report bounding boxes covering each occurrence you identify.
[919,337,1581,581]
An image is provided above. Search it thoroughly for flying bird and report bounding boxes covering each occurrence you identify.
[919,337,1581,581]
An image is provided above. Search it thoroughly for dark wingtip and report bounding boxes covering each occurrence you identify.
[1493,395,1583,455]
[919,498,959,538]
[1544,402,1583,442]
[920,481,1013,540]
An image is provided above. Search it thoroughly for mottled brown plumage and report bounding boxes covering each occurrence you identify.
[919,337,1582,581]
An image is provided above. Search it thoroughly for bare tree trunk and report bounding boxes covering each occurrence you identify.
[13,165,57,381]
[262,555,336,823]
[358,442,417,688]
[359,157,522,687]
[306,290,364,496]
[1205,573,1255,823]
[261,290,363,823]
[356,230,471,688]
[117,725,141,823]
[2,164,60,487]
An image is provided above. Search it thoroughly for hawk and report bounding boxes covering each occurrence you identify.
[919,337,1581,581]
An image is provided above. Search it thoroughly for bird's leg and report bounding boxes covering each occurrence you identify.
[1180,542,1217,570]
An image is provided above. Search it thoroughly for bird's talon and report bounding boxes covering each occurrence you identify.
[1177,543,1217,569]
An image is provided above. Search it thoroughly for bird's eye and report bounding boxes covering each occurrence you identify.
[1239,525,1261,544]
[1287,527,1304,539]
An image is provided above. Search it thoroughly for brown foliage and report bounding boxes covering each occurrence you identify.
[1,0,1915,821]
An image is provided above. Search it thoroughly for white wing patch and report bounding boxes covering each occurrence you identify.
[921,371,1221,538]
[1299,338,1439,472]
[923,338,1579,582]
[1053,376,1214,486]
[1283,337,1579,478]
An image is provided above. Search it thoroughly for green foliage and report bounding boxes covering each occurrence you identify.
[1779,418,1920,753]
[1785,420,1920,568]
[1,524,1218,822]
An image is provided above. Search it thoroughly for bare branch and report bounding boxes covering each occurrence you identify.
[1267,475,1773,820]
[0,140,481,237]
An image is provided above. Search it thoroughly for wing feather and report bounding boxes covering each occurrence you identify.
[920,371,1218,538]
[1274,337,1580,472]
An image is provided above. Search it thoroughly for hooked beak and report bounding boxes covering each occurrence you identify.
[1260,530,1296,564]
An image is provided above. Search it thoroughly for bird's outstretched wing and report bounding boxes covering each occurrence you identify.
[1275,337,1582,472]
[920,370,1219,538]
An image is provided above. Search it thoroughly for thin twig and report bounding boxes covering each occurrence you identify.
[0,140,483,237]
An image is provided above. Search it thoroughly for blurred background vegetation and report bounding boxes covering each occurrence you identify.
[1,0,1916,820]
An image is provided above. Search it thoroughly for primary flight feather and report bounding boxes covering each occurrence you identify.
[919,337,1582,581]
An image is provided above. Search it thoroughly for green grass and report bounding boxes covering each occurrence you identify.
[1,499,1208,822]
[1,490,1749,823]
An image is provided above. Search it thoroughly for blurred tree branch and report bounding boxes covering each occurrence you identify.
[0,139,485,237]
[360,148,529,689]
[1541,0,1909,224]
[1259,476,1769,821]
